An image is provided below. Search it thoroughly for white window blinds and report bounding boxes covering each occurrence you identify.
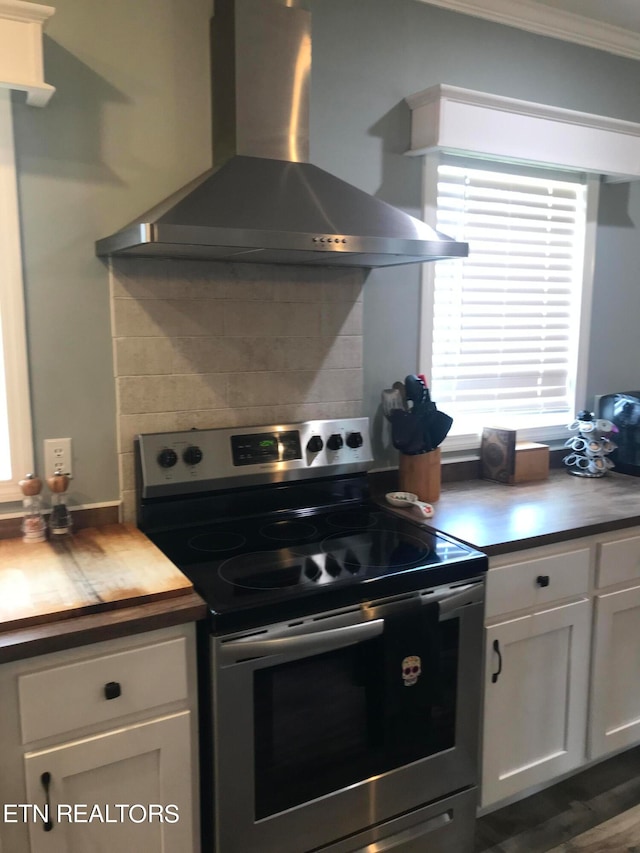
[431,162,587,434]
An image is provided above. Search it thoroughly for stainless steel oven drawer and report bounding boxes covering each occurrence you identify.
[315,787,477,853]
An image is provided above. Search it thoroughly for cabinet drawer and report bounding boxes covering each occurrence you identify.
[596,535,640,589]
[485,548,590,619]
[19,638,188,743]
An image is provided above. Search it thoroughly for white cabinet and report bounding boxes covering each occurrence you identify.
[0,624,199,853]
[481,598,590,807]
[485,548,590,620]
[589,533,640,760]
[23,712,192,853]
[481,543,592,810]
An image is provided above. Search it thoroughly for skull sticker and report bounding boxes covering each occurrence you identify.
[401,655,422,687]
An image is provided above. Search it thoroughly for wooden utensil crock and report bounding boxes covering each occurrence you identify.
[398,448,441,503]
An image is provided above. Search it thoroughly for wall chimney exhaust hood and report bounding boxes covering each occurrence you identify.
[95,0,468,269]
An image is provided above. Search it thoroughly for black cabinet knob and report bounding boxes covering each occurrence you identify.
[104,681,122,700]
[536,575,550,587]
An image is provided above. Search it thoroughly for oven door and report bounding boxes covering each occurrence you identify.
[211,578,484,853]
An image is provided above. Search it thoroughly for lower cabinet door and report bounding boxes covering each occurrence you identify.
[590,584,640,760]
[481,598,590,808]
[24,711,193,853]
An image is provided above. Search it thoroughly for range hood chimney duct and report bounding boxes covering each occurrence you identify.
[96,0,468,268]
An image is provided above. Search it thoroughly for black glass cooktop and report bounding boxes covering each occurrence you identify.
[146,503,487,632]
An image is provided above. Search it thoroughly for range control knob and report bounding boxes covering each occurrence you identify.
[325,554,342,577]
[327,434,344,451]
[306,435,324,454]
[157,448,178,469]
[346,431,363,449]
[183,445,203,466]
[304,558,321,581]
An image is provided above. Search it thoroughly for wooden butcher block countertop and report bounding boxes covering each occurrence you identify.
[0,524,207,663]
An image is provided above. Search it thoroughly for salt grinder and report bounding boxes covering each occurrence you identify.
[47,471,73,536]
[19,474,47,543]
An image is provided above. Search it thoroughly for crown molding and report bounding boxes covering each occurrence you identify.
[0,0,54,24]
[415,0,640,61]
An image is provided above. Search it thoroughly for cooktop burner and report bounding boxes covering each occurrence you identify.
[326,510,377,529]
[259,520,318,542]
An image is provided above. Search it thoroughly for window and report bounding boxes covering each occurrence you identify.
[0,88,34,500]
[421,155,598,450]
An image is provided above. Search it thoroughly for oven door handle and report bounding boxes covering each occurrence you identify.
[219,619,384,665]
[437,580,484,616]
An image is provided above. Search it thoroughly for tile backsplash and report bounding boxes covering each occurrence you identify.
[109,258,364,521]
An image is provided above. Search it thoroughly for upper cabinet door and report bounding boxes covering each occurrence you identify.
[590,584,640,761]
[482,598,591,809]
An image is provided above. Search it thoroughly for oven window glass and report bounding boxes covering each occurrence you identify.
[253,617,458,818]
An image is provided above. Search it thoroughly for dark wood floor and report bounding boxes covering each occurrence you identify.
[475,746,640,852]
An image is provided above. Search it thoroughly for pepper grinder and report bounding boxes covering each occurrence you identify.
[47,470,73,536]
[19,474,47,543]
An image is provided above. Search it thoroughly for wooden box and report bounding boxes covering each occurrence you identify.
[480,427,549,485]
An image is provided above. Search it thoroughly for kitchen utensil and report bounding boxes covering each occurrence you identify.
[392,380,407,410]
[389,408,427,454]
[385,491,434,518]
[381,387,406,421]
[405,376,453,451]
[428,406,453,448]
[405,374,427,408]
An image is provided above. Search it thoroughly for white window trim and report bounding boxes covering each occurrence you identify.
[418,151,599,455]
[0,0,54,500]
[405,84,628,456]
[0,88,34,499]
[405,84,640,183]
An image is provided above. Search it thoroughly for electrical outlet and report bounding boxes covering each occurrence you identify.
[44,438,73,477]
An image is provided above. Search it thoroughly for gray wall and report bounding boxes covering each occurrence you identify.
[306,0,640,466]
[8,0,640,508]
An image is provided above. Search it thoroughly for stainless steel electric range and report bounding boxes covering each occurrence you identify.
[136,417,488,853]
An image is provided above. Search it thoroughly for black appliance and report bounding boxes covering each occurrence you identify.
[598,392,640,476]
[136,417,488,853]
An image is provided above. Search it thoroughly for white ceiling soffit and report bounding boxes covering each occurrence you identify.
[415,0,640,61]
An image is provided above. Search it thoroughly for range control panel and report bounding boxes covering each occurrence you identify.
[137,418,373,498]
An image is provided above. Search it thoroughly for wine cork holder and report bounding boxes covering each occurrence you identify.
[398,448,441,503]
